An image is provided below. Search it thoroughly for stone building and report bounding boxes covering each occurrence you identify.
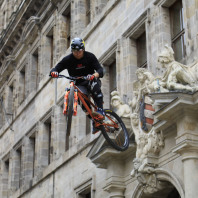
[0,0,198,198]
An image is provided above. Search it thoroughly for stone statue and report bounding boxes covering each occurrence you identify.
[129,68,164,160]
[131,158,158,194]
[110,91,131,118]
[156,45,198,92]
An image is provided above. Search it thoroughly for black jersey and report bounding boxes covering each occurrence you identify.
[51,51,103,84]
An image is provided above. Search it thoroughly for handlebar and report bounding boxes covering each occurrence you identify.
[50,74,88,81]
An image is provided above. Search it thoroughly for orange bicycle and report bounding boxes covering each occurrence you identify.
[56,74,129,151]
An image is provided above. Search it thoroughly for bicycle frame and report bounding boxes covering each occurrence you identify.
[62,77,119,128]
[63,80,98,119]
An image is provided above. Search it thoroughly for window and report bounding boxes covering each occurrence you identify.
[3,11,7,29]
[0,96,6,128]
[46,30,54,69]
[44,118,52,165]
[29,134,36,177]
[75,178,92,198]
[19,66,26,104]
[170,0,185,61]
[62,8,71,49]
[109,61,117,93]
[101,47,116,108]
[32,49,39,89]
[78,188,91,198]
[137,32,147,68]
[8,147,23,190]
[17,147,23,188]
[5,83,14,120]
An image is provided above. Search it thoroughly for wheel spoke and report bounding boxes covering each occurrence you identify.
[100,110,129,151]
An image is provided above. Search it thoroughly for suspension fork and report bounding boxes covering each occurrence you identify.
[63,88,70,115]
[73,89,78,116]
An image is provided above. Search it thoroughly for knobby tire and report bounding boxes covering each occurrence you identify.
[66,86,74,136]
[100,109,129,151]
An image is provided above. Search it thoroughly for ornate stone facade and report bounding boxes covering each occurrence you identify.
[0,0,198,198]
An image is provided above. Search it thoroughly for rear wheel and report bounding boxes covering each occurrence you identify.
[100,109,129,151]
[66,86,74,136]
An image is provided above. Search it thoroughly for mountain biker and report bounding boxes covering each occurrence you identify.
[50,37,104,133]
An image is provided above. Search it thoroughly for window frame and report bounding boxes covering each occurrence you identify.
[169,0,186,61]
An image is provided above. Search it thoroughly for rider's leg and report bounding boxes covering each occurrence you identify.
[88,79,105,119]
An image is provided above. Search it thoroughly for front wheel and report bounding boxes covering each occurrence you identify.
[66,86,74,136]
[100,109,129,151]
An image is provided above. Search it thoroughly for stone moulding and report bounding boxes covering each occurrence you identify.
[21,16,40,44]
[132,168,185,198]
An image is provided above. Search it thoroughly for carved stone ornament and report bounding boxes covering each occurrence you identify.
[131,158,163,194]
[129,67,164,160]
[156,45,198,92]
[110,90,131,118]
[130,158,175,196]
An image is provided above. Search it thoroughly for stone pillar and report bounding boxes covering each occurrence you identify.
[27,46,38,91]
[0,160,10,198]
[88,149,131,198]
[16,69,25,106]
[51,105,66,160]
[71,0,87,37]
[40,35,53,75]
[4,85,14,120]
[173,115,198,198]
[103,158,126,198]
[116,37,138,100]
[10,148,23,193]
[146,6,171,74]
[22,136,34,191]
[34,122,50,177]
[54,12,68,61]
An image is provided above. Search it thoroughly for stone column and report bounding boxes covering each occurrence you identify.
[22,136,34,191]
[0,160,9,198]
[34,122,49,178]
[71,0,87,37]
[10,148,23,193]
[173,114,198,198]
[54,12,68,61]
[4,85,14,121]
[103,158,126,198]
[40,35,52,76]
[51,105,66,160]
[146,6,171,74]
[116,37,137,100]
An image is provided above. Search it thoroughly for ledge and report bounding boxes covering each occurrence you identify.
[87,141,136,169]
[151,91,198,122]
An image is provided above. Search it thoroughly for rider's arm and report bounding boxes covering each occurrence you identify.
[50,55,70,74]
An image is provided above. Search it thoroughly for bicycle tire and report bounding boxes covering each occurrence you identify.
[100,109,129,151]
[66,86,74,136]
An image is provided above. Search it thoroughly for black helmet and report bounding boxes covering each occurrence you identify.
[71,38,85,51]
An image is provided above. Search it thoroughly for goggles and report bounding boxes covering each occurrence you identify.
[72,49,83,52]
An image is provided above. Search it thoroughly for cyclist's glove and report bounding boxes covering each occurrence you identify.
[51,71,59,78]
[87,74,95,81]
